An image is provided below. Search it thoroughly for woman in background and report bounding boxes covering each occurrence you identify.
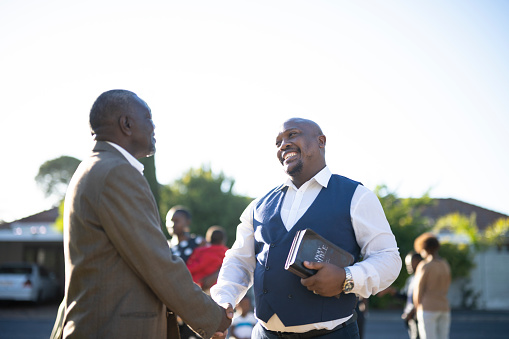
[413,233,451,339]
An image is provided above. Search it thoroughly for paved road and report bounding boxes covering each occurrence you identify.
[363,309,509,339]
[0,300,59,339]
[1,301,509,338]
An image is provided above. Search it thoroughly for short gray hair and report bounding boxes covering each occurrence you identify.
[89,89,139,134]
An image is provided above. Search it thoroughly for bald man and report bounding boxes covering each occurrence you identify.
[211,118,401,339]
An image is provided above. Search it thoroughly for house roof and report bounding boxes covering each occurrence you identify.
[0,207,62,242]
[420,198,508,231]
[0,207,59,230]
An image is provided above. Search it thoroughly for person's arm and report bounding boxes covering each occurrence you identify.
[302,186,402,297]
[201,269,221,291]
[210,200,258,308]
[412,263,425,309]
[100,164,230,337]
[347,186,402,298]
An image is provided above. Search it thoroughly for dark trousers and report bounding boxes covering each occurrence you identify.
[251,321,360,339]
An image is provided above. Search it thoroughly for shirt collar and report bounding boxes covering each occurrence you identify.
[281,165,332,191]
[106,141,145,175]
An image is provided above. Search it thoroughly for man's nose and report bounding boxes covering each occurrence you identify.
[279,138,291,150]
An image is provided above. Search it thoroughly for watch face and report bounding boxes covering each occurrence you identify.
[344,281,354,292]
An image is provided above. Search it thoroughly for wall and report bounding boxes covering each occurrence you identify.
[449,247,509,310]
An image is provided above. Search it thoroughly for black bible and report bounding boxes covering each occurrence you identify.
[285,228,355,279]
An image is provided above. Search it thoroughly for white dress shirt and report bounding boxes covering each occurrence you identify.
[211,166,401,333]
[106,141,144,175]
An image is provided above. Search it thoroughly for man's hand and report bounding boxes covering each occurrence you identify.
[402,307,416,321]
[200,270,220,291]
[300,261,346,297]
[211,303,234,339]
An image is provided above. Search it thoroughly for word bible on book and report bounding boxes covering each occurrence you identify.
[285,228,354,279]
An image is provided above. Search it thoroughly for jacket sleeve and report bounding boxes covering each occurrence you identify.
[98,163,223,338]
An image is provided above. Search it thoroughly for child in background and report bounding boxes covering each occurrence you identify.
[231,295,257,339]
[186,225,228,292]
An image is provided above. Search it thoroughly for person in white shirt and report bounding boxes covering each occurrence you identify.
[211,118,401,339]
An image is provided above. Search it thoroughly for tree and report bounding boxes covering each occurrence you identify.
[370,186,434,308]
[375,185,433,271]
[139,155,161,213]
[35,156,81,205]
[159,165,253,246]
[434,212,481,249]
[483,217,509,249]
[54,200,65,233]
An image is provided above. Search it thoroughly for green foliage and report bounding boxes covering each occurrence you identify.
[371,189,481,309]
[434,213,481,249]
[139,155,161,215]
[159,165,253,246]
[369,186,434,309]
[438,242,475,279]
[35,156,81,203]
[374,185,433,286]
[483,218,509,249]
[54,200,65,233]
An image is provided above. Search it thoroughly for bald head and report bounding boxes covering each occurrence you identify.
[282,118,323,137]
[276,117,326,188]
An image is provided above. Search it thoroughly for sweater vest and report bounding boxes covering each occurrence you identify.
[253,174,361,326]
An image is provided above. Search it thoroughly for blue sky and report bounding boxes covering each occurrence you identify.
[1,0,508,222]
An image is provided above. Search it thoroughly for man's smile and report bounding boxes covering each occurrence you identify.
[282,151,298,164]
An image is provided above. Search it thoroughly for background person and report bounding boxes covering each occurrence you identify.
[211,117,401,339]
[166,205,204,263]
[413,233,451,339]
[379,251,423,339]
[230,295,257,339]
[56,89,231,338]
[402,252,423,339]
[187,226,229,293]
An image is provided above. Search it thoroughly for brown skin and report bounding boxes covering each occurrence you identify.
[217,304,234,338]
[95,93,233,336]
[230,297,253,339]
[166,210,192,243]
[94,95,156,160]
[276,118,347,297]
[275,118,326,188]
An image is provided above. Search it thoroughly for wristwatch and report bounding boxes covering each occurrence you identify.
[343,267,354,293]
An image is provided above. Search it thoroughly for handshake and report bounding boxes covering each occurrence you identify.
[212,303,234,339]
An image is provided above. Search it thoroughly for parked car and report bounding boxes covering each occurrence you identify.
[0,262,60,303]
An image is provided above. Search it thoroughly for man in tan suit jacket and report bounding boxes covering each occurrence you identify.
[56,90,232,338]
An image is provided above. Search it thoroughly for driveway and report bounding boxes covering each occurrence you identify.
[1,301,509,339]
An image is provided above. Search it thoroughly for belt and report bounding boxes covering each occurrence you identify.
[266,312,357,339]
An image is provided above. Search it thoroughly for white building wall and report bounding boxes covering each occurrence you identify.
[449,247,509,310]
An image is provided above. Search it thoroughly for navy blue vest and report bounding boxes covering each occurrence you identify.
[253,174,361,326]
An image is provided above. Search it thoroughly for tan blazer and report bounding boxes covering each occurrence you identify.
[61,141,223,338]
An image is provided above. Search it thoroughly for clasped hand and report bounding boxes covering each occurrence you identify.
[300,261,346,297]
[211,303,234,339]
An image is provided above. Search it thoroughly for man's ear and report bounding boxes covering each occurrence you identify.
[318,135,326,148]
[119,115,133,136]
